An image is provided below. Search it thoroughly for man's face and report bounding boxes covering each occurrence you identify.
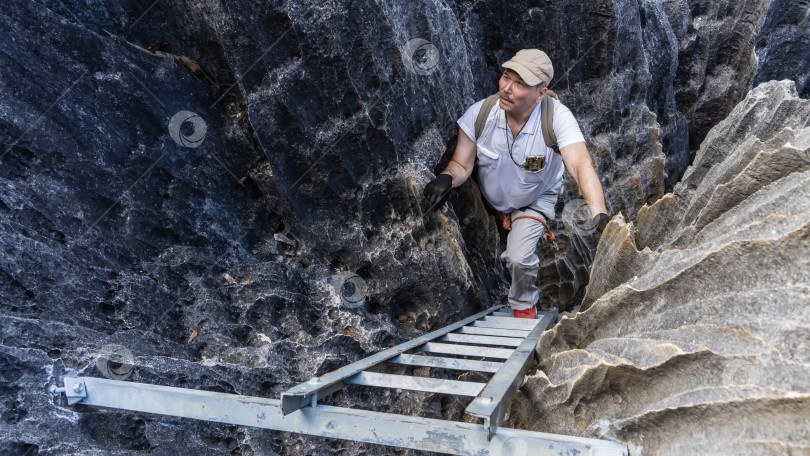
[498,69,547,114]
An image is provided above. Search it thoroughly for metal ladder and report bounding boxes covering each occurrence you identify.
[52,305,628,455]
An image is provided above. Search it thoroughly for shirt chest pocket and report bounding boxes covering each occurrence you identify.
[519,155,551,183]
[476,144,500,167]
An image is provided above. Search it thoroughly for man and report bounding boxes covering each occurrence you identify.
[424,49,610,319]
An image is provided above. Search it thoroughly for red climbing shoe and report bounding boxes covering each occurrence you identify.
[513,306,537,319]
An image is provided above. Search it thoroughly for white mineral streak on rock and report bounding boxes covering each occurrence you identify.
[513,81,810,455]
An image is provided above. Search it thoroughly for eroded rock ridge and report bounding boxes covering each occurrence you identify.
[516,80,810,455]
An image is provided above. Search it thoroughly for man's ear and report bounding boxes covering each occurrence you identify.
[536,87,548,102]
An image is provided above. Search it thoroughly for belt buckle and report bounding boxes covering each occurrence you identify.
[524,155,545,172]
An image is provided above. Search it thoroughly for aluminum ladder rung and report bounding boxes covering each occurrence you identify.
[391,353,503,373]
[482,316,539,330]
[467,310,557,439]
[492,311,513,317]
[440,333,523,347]
[457,326,531,338]
[418,342,514,359]
[345,372,485,396]
[472,320,537,331]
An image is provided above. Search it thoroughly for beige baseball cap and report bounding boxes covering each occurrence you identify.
[502,49,554,87]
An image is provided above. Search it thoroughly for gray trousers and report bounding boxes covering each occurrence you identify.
[500,208,548,310]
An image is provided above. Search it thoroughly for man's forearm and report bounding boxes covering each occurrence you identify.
[561,142,608,217]
[440,160,471,188]
[575,163,608,216]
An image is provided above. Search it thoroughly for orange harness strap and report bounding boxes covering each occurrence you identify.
[498,212,559,250]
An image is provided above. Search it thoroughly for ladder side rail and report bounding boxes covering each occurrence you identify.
[280,305,504,414]
[56,376,628,456]
[465,309,557,440]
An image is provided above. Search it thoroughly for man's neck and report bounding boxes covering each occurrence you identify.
[505,101,539,130]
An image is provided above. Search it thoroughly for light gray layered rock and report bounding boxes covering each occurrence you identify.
[513,80,810,455]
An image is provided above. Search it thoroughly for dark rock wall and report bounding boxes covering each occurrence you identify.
[0,2,426,455]
[1,0,809,454]
[665,0,771,152]
[753,0,810,98]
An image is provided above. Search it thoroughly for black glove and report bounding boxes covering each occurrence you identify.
[593,213,611,234]
[423,174,452,209]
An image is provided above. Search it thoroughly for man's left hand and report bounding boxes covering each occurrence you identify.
[593,213,611,234]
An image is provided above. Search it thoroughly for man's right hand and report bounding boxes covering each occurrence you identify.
[423,174,453,209]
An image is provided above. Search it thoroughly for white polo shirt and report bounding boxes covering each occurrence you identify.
[457,96,585,215]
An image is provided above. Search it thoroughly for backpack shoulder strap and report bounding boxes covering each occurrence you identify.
[474,94,501,141]
[541,90,560,153]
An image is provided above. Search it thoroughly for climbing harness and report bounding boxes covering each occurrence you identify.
[498,207,559,250]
